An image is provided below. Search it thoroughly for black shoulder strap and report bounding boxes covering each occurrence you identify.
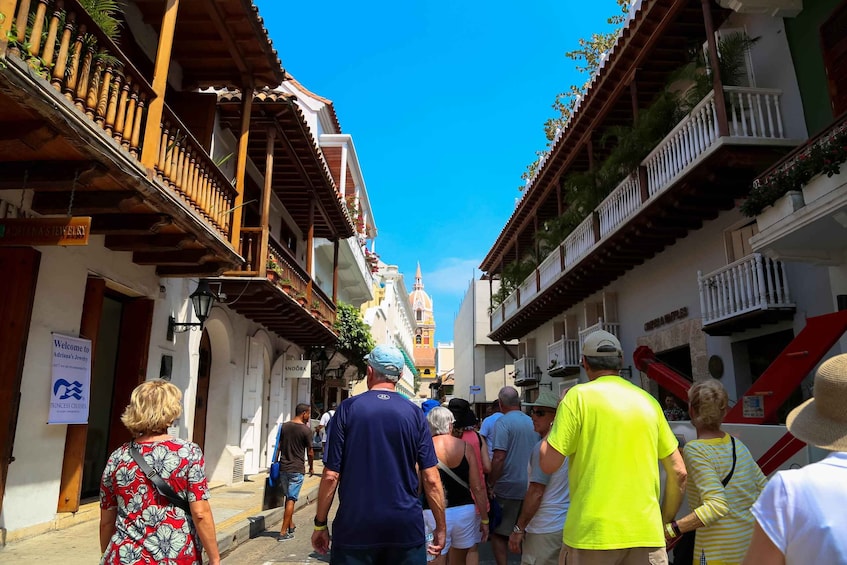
[130,444,192,514]
[721,436,737,487]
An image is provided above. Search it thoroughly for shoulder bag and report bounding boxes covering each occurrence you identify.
[269,425,283,487]
[129,444,191,514]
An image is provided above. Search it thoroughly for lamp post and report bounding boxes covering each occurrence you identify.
[167,280,218,340]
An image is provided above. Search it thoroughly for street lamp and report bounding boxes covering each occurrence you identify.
[167,279,217,339]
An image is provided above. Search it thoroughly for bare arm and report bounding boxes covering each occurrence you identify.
[307,446,314,474]
[311,468,340,555]
[478,435,492,475]
[99,508,117,553]
[742,522,785,565]
[466,446,489,542]
[421,465,447,555]
[189,499,220,565]
[660,448,687,522]
[489,449,506,486]
[539,439,565,475]
[508,482,545,553]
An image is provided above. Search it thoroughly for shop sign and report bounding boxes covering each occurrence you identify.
[0,216,91,246]
[742,395,765,419]
[469,385,482,394]
[285,360,311,379]
[644,306,688,331]
[48,333,92,424]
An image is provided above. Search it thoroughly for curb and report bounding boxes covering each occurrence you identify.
[215,481,320,559]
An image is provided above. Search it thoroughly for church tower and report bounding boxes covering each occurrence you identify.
[409,263,436,395]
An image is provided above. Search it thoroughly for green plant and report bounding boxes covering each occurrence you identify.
[332,303,375,379]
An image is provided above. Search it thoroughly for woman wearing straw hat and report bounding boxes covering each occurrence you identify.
[743,353,847,564]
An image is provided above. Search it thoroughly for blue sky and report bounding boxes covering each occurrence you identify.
[255,0,623,342]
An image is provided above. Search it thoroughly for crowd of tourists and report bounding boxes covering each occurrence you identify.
[94,337,847,565]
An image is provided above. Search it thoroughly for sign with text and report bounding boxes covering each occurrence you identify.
[284,359,312,379]
[48,333,92,424]
[469,385,482,394]
[0,216,91,246]
[742,395,765,419]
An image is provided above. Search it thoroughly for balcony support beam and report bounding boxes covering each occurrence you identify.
[140,0,180,169]
[259,127,275,278]
[702,0,729,137]
[306,196,315,302]
[332,239,339,304]
[230,84,254,248]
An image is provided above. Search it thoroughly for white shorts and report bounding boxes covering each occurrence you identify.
[423,504,480,553]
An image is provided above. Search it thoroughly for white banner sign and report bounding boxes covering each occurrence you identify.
[48,333,92,424]
[284,359,312,379]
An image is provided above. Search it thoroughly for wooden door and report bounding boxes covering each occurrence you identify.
[0,248,41,517]
[241,337,264,474]
[266,356,285,464]
[192,330,211,451]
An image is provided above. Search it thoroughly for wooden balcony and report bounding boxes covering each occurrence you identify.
[212,228,337,347]
[698,253,794,336]
[489,87,797,340]
[0,0,281,275]
[547,338,579,376]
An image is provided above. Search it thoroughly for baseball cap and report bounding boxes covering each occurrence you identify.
[365,344,404,377]
[582,330,622,357]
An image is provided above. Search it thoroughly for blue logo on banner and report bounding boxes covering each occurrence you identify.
[54,379,83,400]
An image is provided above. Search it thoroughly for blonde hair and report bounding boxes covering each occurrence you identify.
[121,380,183,436]
[688,379,728,430]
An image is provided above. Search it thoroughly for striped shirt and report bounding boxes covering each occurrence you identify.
[683,433,767,565]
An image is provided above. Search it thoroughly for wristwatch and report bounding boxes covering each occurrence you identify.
[512,524,523,534]
[314,516,328,527]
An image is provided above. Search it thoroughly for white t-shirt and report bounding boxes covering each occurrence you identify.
[526,440,570,534]
[319,410,335,443]
[479,412,502,459]
[751,451,847,564]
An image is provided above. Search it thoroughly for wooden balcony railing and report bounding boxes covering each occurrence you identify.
[514,356,537,386]
[547,338,579,371]
[578,319,620,351]
[2,0,235,241]
[227,229,336,326]
[598,174,641,238]
[698,253,793,326]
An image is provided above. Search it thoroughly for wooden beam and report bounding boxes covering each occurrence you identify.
[229,85,253,247]
[31,191,142,214]
[104,234,195,251]
[332,239,339,304]
[702,0,729,137]
[91,214,171,234]
[0,161,105,190]
[156,263,227,277]
[140,0,180,168]
[259,127,274,277]
[200,0,249,76]
[133,249,217,265]
[306,197,315,301]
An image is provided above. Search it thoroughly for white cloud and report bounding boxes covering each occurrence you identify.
[424,258,481,296]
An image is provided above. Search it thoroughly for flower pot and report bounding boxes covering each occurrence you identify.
[756,190,805,231]
[267,271,279,283]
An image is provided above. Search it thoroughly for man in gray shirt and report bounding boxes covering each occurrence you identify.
[488,386,539,565]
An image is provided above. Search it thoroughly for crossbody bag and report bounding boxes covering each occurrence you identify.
[129,444,191,514]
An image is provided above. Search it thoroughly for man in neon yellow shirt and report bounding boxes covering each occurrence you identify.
[539,330,687,564]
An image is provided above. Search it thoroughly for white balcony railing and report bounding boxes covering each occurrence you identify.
[514,356,537,386]
[488,87,788,335]
[578,319,621,351]
[346,238,374,288]
[598,174,642,237]
[698,253,793,325]
[548,338,580,371]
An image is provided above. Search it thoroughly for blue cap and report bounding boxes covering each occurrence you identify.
[421,399,441,415]
[365,344,404,377]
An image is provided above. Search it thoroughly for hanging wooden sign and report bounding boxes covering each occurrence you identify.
[0,216,91,246]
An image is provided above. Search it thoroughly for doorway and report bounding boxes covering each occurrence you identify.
[193,330,212,451]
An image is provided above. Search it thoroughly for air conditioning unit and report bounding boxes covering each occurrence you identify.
[219,445,245,485]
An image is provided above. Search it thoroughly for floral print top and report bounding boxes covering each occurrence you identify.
[100,438,210,565]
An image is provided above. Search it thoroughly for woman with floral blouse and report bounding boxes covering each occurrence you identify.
[99,380,220,565]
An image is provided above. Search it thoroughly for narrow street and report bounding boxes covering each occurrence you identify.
[222,497,521,565]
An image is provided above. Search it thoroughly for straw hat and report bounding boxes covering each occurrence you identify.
[786,353,847,451]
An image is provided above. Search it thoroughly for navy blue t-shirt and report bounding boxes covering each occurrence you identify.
[325,389,437,549]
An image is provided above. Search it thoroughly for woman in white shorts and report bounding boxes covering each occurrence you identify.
[422,407,489,564]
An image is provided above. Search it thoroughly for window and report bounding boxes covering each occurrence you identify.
[416,336,422,345]
[424,369,431,375]
[416,309,422,321]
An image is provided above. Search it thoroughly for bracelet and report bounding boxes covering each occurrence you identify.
[671,520,682,537]
[313,525,328,531]
[480,519,489,525]
[664,523,677,539]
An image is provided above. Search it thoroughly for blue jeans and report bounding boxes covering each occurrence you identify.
[279,471,304,501]
[330,544,427,565]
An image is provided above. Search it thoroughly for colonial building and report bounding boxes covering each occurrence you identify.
[480,0,845,437]
[409,263,437,395]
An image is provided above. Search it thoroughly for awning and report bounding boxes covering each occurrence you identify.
[401,348,419,377]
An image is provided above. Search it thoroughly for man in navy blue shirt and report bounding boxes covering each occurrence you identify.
[311,344,446,564]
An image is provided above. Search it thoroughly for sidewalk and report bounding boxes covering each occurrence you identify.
[0,463,323,564]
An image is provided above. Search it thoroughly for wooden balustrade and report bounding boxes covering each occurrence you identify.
[564,216,595,268]
[725,87,784,139]
[6,0,155,158]
[578,319,620,351]
[698,253,793,325]
[598,174,641,237]
[155,106,237,237]
[548,337,580,370]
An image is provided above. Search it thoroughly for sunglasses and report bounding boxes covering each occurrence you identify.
[530,409,552,417]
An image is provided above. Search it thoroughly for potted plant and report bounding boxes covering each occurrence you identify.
[310,301,324,319]
[278,277,293,293]
[295,291,308,307]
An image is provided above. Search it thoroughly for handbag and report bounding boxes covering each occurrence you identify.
[129,444,191,514]
[269,425,283,487]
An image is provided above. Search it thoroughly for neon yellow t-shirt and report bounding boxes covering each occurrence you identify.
[547,375,678,550]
